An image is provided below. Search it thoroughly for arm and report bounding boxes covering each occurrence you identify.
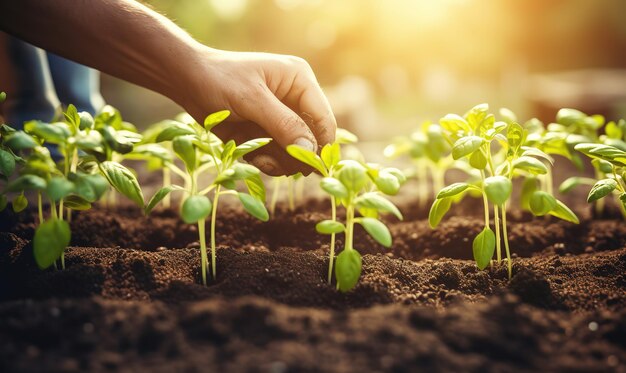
[0,0,336,175]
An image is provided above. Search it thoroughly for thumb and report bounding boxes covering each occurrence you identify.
[240,90,318,153]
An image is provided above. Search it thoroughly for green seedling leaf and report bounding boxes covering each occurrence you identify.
[451,136,483,160]
[99,161,144,207]
[12,193,28,212]
[499,107,517,123]
[558,177,595,194]
[5,131,38,150]
[4,174,47,193]
[0,91,5,102]
[375,169,401,195]
[359,217,392,247]
[155,121,195,142]
[556,108,586,126]
[286,145,327,175]
[429,197,452,228]
[75,130,104,153]
[338,160,368,191]
[33,219,71,269]
[221,140,236,161]
[204,110,230,130]
[354,192,403,220]
[78,111,95,130]
[181,195,212,224]
[512,156,548,174]
[335,128,358,144]
[245,173,267,202]
[64,104,80,129]
[24,121,71,144]
[483,176,512,206]
[520,177,538,210]
[383,167,407,184]
[473,227,495,270]
[74,174,109,202]
[440,113,470,133]
[521,147,554,165]
[0,149,16,177]
[316,220,346,234]
[587,179,617,203]
[46,177,74,202]
[64,195,92,210]
[238,193,269,222]
[548,199,579,224]
[335,249,362,292]
[320,177,349,199]
[231,138,272,160]
[529,191,557,216]
[321,142,341,170]
[506,122,525,155]
[437,183,471,199]
[216,163,260,185]
[469,149,488,169]
[145,185,182,214]
[101,126,133,154]
[173,135,197,172]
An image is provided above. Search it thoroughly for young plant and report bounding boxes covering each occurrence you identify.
[145,110,270,285]
[268,172,304,214]
[2,124,109,270]
[572,141,626,216]
[384,121,454,209]
[288,142,404,291]
[430,104,578,278]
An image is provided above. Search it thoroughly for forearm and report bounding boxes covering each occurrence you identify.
[0,0,202,106]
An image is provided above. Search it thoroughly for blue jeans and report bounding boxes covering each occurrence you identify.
[0,35,105,157]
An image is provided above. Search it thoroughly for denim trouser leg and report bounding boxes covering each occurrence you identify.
[0,36,59,128]
[47,52,105,115]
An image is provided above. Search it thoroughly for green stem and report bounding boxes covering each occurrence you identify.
[163,167,171,209]
[345,204,355,251]
[494,205,501,263]
[287,177,295,211]
[415,160,428,209]
[269,177,281,215]
[210,185,221,280]
[480,170,490,228]
[501,203,512,279]
[198,218,207,285]
[328,196,337,284]
[37,192,44,224]
[545,167,553,196]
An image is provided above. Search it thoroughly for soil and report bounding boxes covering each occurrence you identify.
[0,192,625,372]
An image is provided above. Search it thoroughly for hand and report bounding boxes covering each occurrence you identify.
[180,47,337,176]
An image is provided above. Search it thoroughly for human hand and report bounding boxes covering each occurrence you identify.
[179,47,337,176]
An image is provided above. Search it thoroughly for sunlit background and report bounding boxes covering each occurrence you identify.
[103,0,626,141]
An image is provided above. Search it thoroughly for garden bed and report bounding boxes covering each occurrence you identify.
[1,198,625,372]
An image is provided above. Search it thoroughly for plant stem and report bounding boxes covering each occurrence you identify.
[501,203,512,279]
[198,218,207,285]
[416,160,428,209]
[37,192,44,224]
[269,177,281,215]
[493,205,501,263]
[480,170,490,228]
[210,185,221,280]
[287,177,295,211]
[328,196,337,284]
[345,204,355,251]
[163,167,171,209]
[545,167,553,196]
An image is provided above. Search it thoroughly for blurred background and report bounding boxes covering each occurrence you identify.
[102,0,626,140]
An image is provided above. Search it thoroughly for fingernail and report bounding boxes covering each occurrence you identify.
[294,137,316,152]
[252,155,277,174]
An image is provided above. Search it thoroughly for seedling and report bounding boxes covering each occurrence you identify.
[268,173,304,214]
[429,104,578,278]
[2,114,110,269]
[145,110,270,285]
[384,121,456,209]
[288,141,404,291]
[572,141,626,216]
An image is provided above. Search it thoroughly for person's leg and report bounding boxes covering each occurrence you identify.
[0,32,59,127]
[47,52,105,115]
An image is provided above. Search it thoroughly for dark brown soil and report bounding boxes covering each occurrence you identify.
[0,196,625,372]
